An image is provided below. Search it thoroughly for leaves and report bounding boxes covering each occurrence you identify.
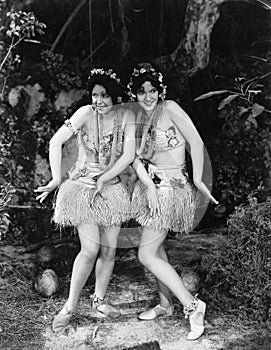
[251,103,265,118]
[218,94,238,110]
[193,90,228,101]
[242,0,271,10]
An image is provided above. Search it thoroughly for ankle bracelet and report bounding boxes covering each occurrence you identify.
[183,295,198,319]
[91,294,106,305]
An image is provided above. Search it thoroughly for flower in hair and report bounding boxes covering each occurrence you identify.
[127,64,167,101]
[88,68,121,84]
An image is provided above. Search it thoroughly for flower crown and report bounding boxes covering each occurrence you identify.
[88,68,121,85]
[127,65,167,101]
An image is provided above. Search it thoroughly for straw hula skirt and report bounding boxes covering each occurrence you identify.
[131,163,196,233]
[53,170,131,228]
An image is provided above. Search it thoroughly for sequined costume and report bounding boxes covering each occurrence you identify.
[132,101,196,232]
[53,105,131,227]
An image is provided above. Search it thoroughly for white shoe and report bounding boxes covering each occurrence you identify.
[187,299,206,341]
[138,304,174,320]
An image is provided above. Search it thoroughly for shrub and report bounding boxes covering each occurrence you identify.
[202,190,271,322]
[212,122,270,208]
[0,183,14,240]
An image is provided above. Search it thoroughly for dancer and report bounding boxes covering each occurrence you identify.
[35,67,135,332]
[128,63,218,340]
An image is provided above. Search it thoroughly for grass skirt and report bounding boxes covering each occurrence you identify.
[53,177,131,227]
[131,164,196,233]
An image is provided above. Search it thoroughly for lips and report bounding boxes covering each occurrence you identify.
[144,101,154,106]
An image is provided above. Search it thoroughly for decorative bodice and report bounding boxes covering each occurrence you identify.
[136,101,186,159]
[66,106,127,180]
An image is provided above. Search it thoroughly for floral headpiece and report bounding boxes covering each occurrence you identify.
[88,68,121,85]
[127,64,167,101]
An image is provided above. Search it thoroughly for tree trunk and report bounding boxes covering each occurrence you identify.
[157,0,228,85]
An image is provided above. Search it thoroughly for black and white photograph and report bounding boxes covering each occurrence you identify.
[0,1,270,349]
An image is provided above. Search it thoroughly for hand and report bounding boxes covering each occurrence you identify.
[91,176,105,206]
[34,179,61,203]
[194,180,219,205]
[146,183,161,217]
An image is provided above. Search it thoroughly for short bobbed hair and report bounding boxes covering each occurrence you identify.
[87,74,124,105]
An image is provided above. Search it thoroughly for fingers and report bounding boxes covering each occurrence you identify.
[210,196,219,205]
[90,190,105,206]
[36,192,49,203]
[147,195,160,217]
[34,185,55,193]
[90,190,99,206]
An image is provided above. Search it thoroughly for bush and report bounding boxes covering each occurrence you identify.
[0,183,14,240]
[202,191,271,322]
[212,123,270,208]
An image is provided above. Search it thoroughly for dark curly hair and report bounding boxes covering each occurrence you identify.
[128,63,166,102]
[87,74,125,105]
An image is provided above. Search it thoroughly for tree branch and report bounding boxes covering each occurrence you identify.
[50,0,89,52]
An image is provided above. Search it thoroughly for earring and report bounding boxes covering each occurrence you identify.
[117,96,122,104]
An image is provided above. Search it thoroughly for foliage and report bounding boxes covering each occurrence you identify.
[40,50,83,94]
[212,120,271,207]
[0,183,14,240]
[202,189,271,322]
[194,73,270,129]
[0,5,46,99]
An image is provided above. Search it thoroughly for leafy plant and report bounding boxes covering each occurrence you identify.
[0,6,46,99]
[202,189,271,322]
[194,73,271,128]
[212,125,270,207]
[0,183,14,240]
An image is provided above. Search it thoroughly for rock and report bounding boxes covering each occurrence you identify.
[180,269,200,294]
[34,269,60,297]
[36,245,56,266]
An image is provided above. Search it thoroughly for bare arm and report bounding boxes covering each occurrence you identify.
[35,105,90,202]
[98,110,136,183]
[132,157,153,186]
[132,157,161,216]
[167,100,218,204]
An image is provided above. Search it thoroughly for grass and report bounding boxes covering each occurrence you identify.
[0,232,270,350]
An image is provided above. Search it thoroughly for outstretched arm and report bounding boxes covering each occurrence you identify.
[35,105,90,203]
[167,101,218,204]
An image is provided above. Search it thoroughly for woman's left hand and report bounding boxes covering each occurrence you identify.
[91,176,105,205]
[194,180,219,205]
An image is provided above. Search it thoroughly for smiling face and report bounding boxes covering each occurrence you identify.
[92,84,113,115]
[136,81,159,114]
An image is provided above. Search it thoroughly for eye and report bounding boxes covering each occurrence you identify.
[150,88,157,93]
[137,89,145,95]
[102,93,109,98]
[92,93,98,98]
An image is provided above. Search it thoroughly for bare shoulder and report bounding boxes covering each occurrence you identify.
[119,105,135,123]
[70,105,94,127]
[164,100,194,126]
[164,100,186,118]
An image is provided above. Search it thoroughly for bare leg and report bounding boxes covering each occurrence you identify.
[138,226,193,306]
[156,243,172,308]
[94,225,120,298]
[139,226,206,340]
[65,223,100,312]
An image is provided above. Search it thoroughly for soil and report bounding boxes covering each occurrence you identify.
[1,230,270,350]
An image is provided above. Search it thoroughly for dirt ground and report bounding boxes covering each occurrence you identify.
[1,231,270,350]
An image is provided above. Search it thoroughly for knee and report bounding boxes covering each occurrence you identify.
[138,247,153,268]
[99,246,117,262]
[80,245,99,262]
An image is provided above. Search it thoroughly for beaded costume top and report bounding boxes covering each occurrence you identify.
[136,101,186,160]
[64,105,127,180]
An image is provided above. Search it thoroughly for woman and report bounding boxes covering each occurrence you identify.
[35,67,135,332]
[128,63,218,340]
